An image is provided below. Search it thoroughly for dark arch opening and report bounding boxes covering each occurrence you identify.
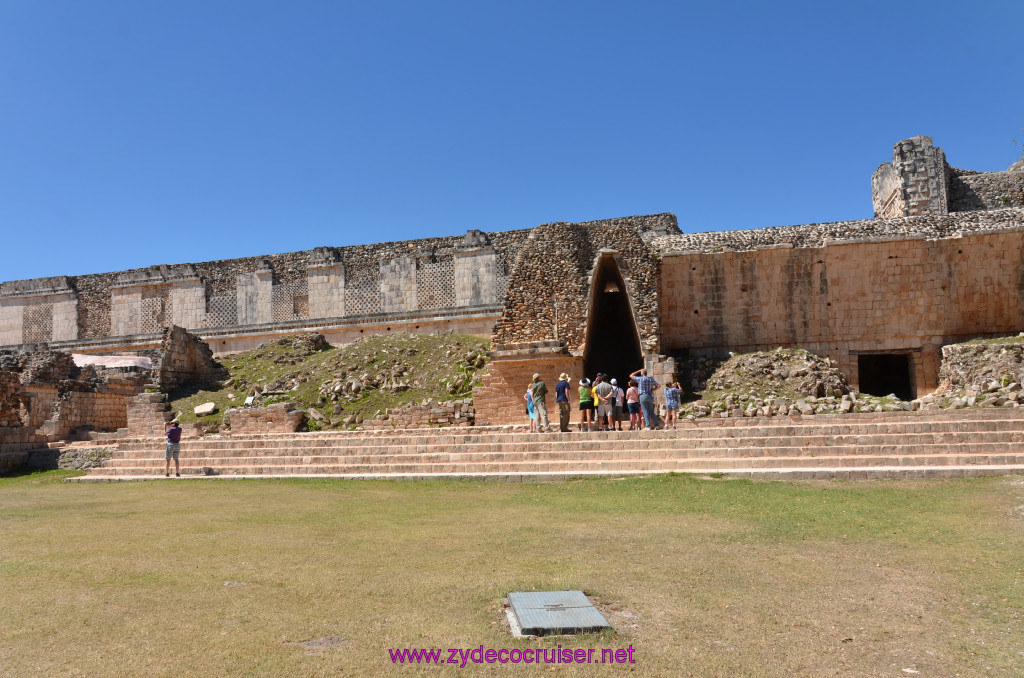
[582,253,644,386]
[858,353,914,400]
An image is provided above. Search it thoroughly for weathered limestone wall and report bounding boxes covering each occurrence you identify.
[57,389,132,434]
[473,342,583,426]
[454,244,499,307]
[872,136,1023,218]
[0,345,148,447]
[198,307,500,356]
[660,224,1024,395]
[493,214,675,353]
[0,371,21,427]
[363,398,475,429]
[126,392,173,437]
[0,427,52,473]
[156,325,226,392]
[0,277,78,345]
[948,168,1024,212]
[0,228,530,350]
[224,402,305,434]
[307,248,346,319]
[872,136,948,217]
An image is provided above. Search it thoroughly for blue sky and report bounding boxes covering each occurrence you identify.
[1,0,1022,281]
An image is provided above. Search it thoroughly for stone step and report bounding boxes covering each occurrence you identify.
[109,429,1024,460]
[105,438,1024,466]
[77,409,1024,483]
[111,418,1024,452]
[82,453,1024,477]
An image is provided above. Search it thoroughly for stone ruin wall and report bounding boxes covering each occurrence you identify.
[476,213,675,426]
[0,347,146,448]
[156,325,227,392]
[0,228,532,349]
[657,207,1024,396]
[948,168,1024,212]
[223,402,306,434]
[872,136,1024,218]
[493,213,675,353]
[0,327,221,458]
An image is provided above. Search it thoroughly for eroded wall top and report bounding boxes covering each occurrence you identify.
[872,136,1024,218]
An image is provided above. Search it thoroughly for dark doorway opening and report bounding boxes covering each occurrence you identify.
[582,253,644,386]
[858,353,914,400]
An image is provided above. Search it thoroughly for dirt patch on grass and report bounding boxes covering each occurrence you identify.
[284,636,345,655]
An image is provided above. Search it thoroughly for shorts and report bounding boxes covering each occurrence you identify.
[597,403,613,419]
[666,403,679,411]
[165,442,180,460]
[579,401,594,411]
[614,404,624,419]
[627,402,640,415]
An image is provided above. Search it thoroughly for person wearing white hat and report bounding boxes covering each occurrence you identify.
[611,378,625,431]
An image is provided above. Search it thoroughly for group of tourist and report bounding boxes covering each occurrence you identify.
[524,369,683,432]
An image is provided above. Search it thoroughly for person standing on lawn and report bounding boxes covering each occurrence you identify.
[164,420,182,477]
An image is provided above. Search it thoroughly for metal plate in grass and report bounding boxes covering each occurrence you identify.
[507,590,611,636]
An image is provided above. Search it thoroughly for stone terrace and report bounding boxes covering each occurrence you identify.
[70,407,1024,482]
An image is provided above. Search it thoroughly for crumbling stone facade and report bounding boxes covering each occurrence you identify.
[0,346,146,455]
[872,136,1024,218]
[363,398,475,429]
[3,135,1023,428]
[493,214,674,352]
[156,325,227,392]
[0,229,531,353]
[223,402,306,434]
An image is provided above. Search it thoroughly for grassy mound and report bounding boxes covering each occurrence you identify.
[168,332,490,430]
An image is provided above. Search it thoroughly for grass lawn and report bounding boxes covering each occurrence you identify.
[1,472,1022,677]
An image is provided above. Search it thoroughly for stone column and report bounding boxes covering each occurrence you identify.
[0,298,24,346]
[110,287,144,336]
[307,247,346,318]
[169,279,207,329]
[454,248,498,306]
[236,261,273,325]
[380,257,417,313]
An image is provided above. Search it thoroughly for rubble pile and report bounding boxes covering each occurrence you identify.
[934,337,1024,409]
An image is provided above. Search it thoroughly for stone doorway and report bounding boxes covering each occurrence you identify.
[858,353,915,400]
[582,251,644,385]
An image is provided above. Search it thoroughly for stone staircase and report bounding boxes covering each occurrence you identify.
[68,407,1024,481]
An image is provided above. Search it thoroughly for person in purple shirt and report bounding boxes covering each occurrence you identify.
[164,420,182,477]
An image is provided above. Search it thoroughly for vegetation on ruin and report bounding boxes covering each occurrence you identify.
[168,332,490,430]
[1,472,1022,676]
[961,334,1024,345]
